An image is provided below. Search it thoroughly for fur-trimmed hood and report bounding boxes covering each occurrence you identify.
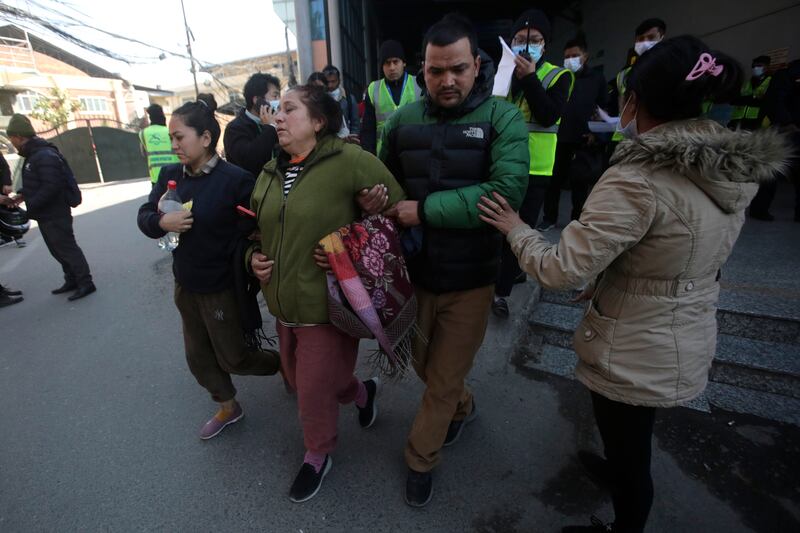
[611,119,793,213]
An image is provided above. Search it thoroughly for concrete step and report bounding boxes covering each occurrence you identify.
[515,342,800,426]
[539,288,583,308]
[539,288,800,345]
[716,307,800,345]
[528,301,800,399]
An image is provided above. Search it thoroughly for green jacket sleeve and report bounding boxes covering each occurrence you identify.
[423,100,529,229]
[352,147,406,205]
[245,172,271,274]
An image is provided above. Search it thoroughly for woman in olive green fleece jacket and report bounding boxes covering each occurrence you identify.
[248,85,404,503]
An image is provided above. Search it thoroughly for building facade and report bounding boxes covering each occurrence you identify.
[0,25,151,134]
[162,50,299,116]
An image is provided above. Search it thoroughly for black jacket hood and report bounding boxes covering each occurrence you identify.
[20,136,59,158]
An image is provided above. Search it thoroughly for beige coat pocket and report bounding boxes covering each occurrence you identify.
[573,303,617,378]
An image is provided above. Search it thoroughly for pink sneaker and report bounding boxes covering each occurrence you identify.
[199,402,244,440]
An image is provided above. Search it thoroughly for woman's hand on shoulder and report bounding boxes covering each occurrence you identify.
[251,251,274,283]
[477,192,524,236]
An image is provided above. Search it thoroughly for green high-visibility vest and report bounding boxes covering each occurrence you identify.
[139,124,179,183]
[368,73,421,153]
[731,76,771,123]
[611,66,632,142]
[508,61,574,176]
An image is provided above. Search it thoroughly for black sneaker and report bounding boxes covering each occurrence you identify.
[405,468,433,507]
[491,297,509,318]
[562,516,615,532]
[0,293,23,308]
[0,284,22,296]
[289,456,332,503]
[578,450,612,488]
[443,400,477,447]
[357,377,380,429]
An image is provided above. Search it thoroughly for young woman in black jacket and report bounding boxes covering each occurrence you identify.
[137,96,280,440]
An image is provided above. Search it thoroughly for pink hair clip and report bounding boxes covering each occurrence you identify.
[686,52,724,81]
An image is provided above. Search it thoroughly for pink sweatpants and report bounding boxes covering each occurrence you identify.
[277,322,361,454]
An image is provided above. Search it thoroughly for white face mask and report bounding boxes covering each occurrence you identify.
[752,66,765,78]
[564,57,582,73]
[616,98,638,139]
[634,40,659,56]
[329,87,342,100]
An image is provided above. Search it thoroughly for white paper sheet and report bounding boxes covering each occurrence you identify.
[595,106,619,124]
[492,36,516,97]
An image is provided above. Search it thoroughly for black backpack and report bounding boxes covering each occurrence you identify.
[55,152,82,208]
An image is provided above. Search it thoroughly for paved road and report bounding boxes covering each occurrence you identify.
[1,179,797,532]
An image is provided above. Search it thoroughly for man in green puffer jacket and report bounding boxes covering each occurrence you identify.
[379,14,529,507]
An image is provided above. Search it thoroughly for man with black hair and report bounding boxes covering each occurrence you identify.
[380,13,528,507]
[361,40,421,154]
[733,55,776,220]
[493,8,574,318]
[7,114,95,301]
[611,18,666,127]
[322,65,361,140]
[540,37,607,232]
[140,104,179,185]
[732,55,773,131]
[222,73,281,177]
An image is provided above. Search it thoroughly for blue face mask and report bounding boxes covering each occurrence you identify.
[512,43,544,63]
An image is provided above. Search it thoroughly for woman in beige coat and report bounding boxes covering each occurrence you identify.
[479,36,791,533]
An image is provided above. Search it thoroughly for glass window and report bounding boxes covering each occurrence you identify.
[78,97,111,114]
[14,91,41,114]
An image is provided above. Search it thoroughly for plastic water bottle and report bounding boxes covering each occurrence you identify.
[157,180,186,251]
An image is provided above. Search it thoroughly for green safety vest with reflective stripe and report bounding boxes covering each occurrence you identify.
[139,125,179,183]
[368,73,421,153]
[507,61,574,176]
[611,66,632,142]
[731,76,771,124]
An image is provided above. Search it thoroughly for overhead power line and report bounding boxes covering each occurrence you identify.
[29,0,190,59]
[0,0,259,98]
[0,2,146,63]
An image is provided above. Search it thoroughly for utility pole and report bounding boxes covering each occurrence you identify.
[180,0,199,97]
[285,25,297,88]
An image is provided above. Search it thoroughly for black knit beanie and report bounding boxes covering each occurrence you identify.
[379,40,406,64]
[510,9,551,45]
